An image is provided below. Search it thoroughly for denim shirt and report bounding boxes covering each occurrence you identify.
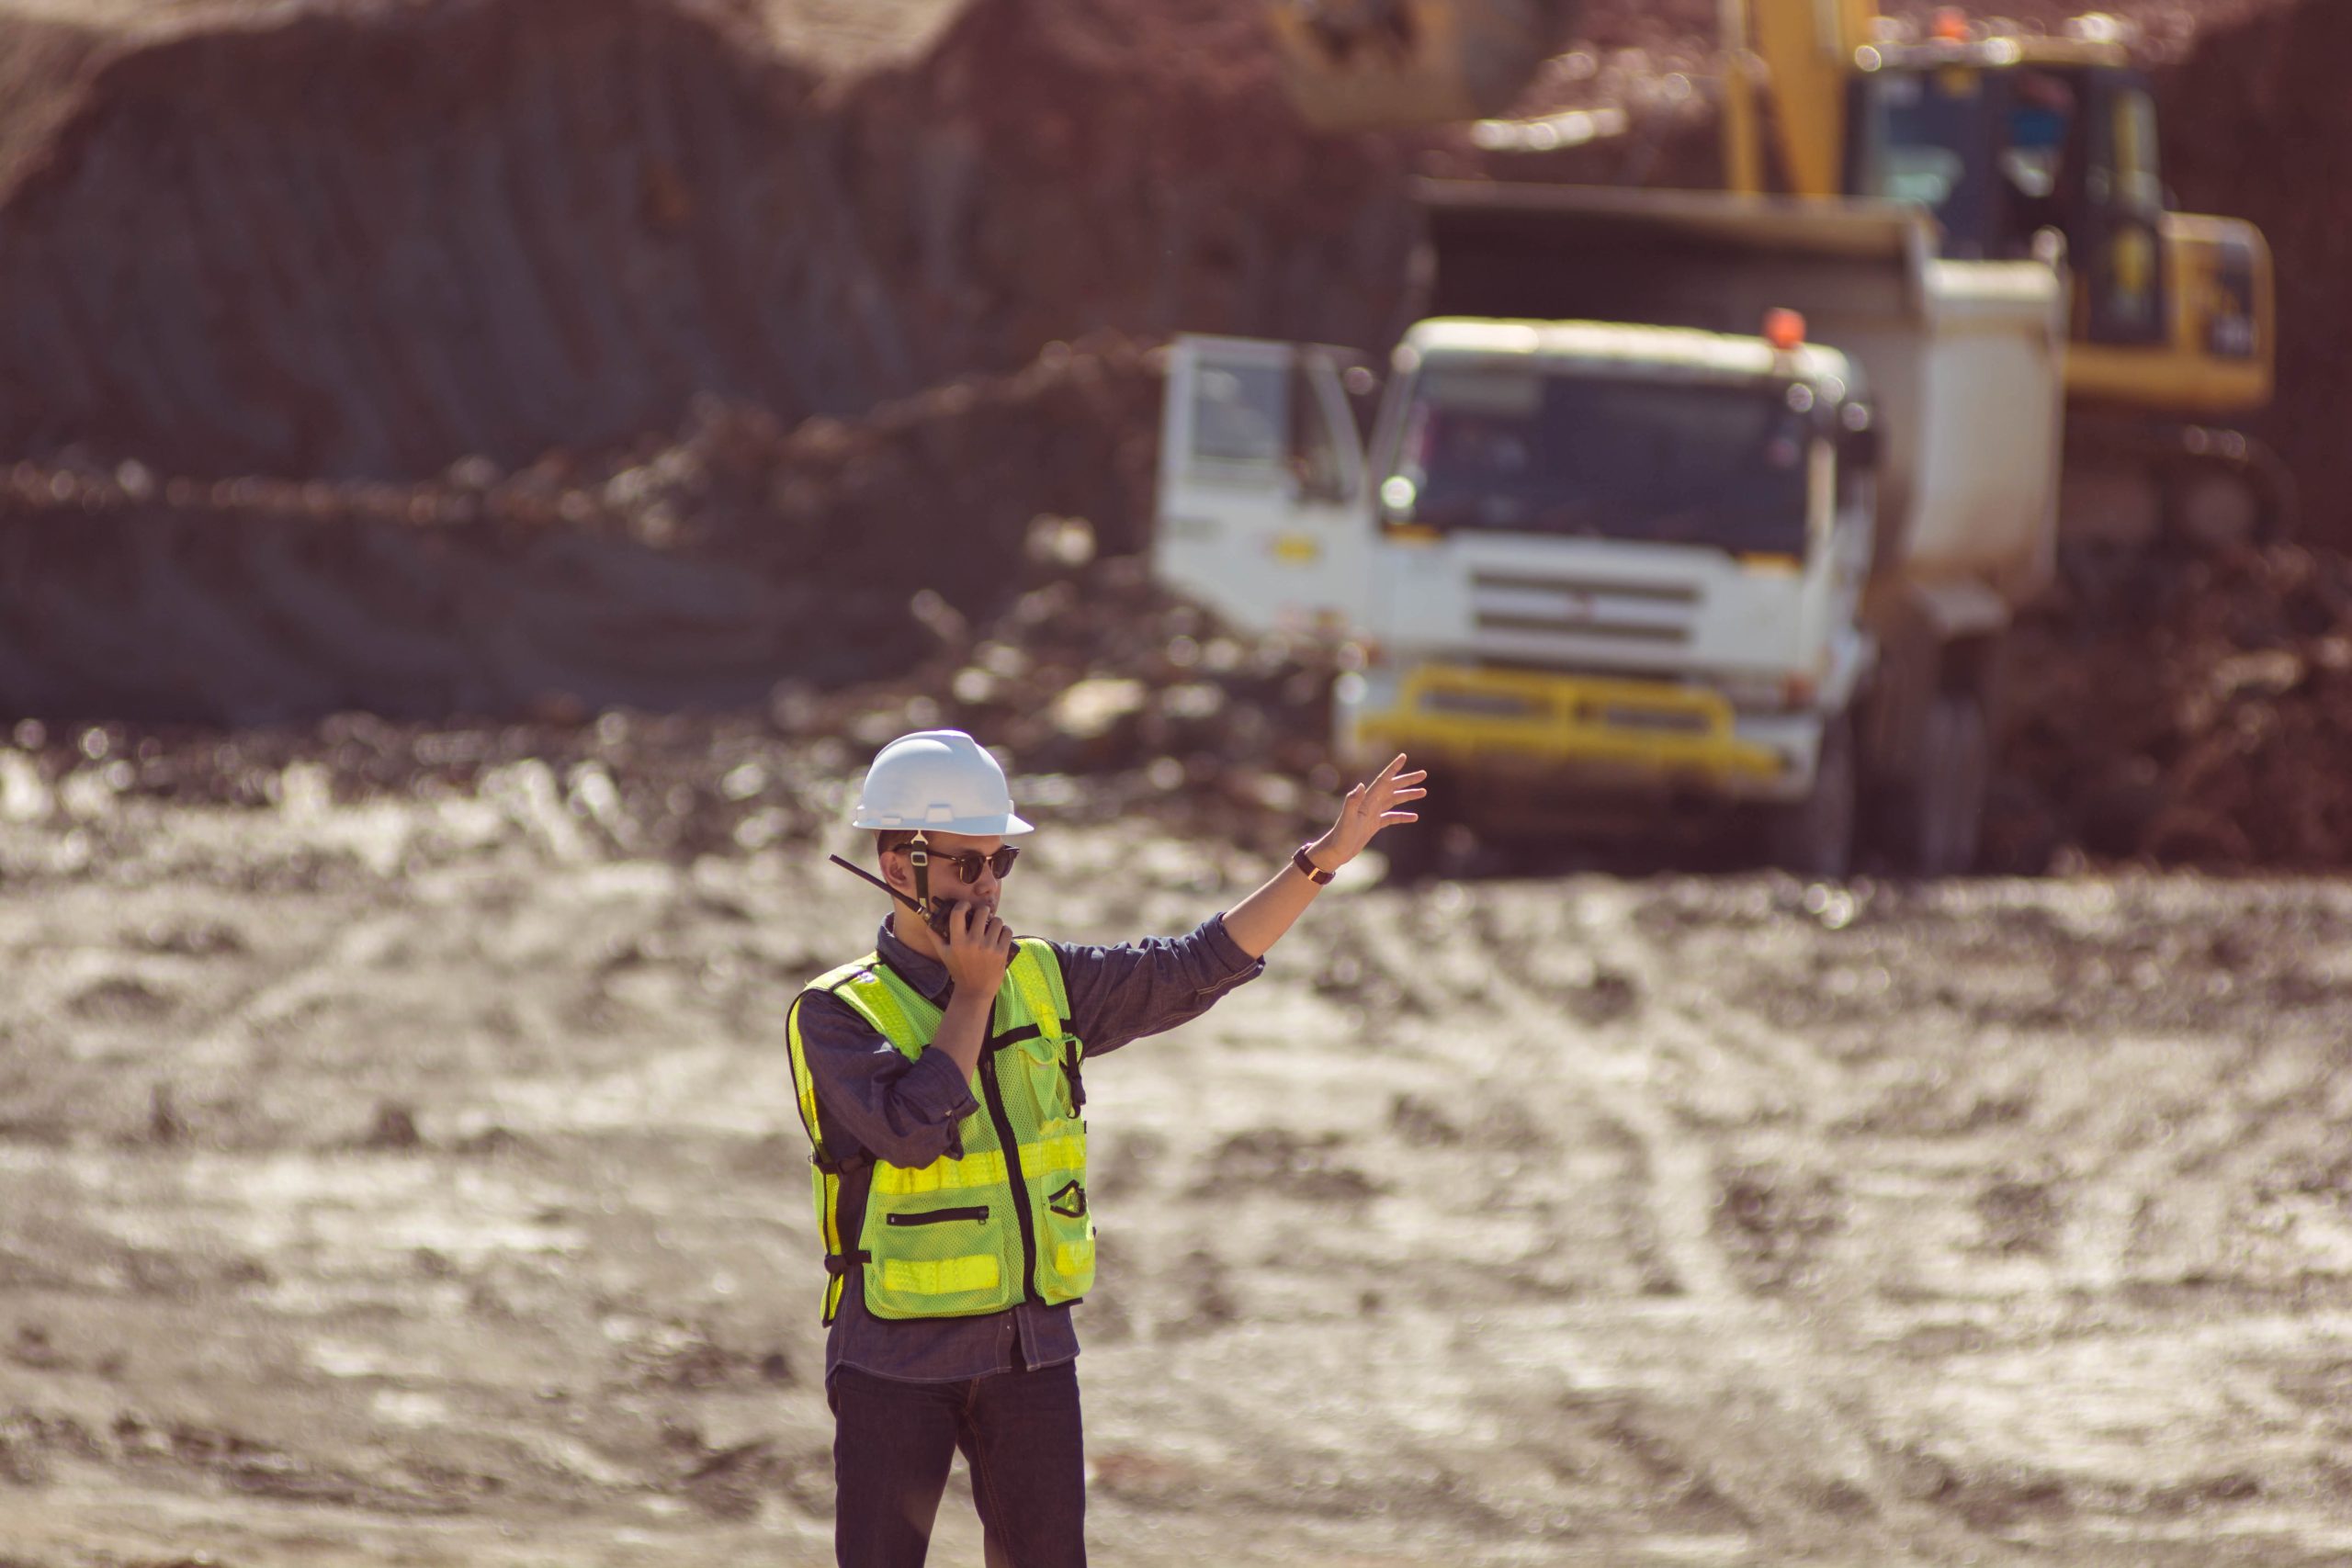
[793,912,1265,1384]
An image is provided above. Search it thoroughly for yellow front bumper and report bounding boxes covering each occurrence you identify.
[1350,663,1787,784]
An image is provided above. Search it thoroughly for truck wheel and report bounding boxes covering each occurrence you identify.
[2167,463,2264,554]
[1379,822,1442,885]
[1907,694,1988,876]
[1765,714,1855,882]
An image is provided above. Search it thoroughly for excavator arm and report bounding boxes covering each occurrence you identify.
[1730,0,1880,196]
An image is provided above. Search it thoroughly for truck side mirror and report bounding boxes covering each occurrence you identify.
[1291,454,1351,507]
[1287,349,1370,507]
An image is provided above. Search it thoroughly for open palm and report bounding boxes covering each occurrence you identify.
[1321,753,1429,865]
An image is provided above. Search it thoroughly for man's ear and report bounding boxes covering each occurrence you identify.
[878,850,910,895]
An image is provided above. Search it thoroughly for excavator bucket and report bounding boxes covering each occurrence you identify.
[1266,0,1576,130]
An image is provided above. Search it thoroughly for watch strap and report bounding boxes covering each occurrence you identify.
[1292,845,1336,886]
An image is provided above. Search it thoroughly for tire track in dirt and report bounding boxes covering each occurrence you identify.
[1330,881,2024,1566]
[1555,882,1855,1121]
[2057,1029,2335,1299]
[1463,875,2352,1557]
[2063,1039,2250,1294]
[1366,887,1737,1304]
[155,907,415,1110]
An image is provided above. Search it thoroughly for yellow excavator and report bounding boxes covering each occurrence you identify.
[1267,0,2284,547]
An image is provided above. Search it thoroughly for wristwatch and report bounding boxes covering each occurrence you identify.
[1291,845,1336,886]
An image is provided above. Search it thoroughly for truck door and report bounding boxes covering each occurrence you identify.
[1153,335,1374,639]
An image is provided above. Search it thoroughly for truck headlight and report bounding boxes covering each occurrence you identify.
[1718,671,1787,710]
[1719,671,1816,712]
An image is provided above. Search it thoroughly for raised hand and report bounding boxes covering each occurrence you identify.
[1310,753,1429,871]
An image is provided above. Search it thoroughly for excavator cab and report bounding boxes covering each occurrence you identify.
[1845,60,2083,264]
[1843,41,2271,419]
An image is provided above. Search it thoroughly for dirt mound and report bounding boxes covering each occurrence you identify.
[0,0,1410,479]
[840,0,1415,377]
[1995,544,2352,871]
[0,333,1162,723]
[0,0,822,477]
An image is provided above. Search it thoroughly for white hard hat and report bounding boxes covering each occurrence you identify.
[849,729,1035,836]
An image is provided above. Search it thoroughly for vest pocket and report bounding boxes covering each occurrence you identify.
[1036,1177,1095,1304]
[878,1253,1001,1300]
[864,1189,1012,1318]
[1008,1032,1084,1122]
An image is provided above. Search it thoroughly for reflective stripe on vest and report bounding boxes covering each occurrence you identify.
[785,938,1093,1324]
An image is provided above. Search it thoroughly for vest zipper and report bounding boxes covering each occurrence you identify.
[885,1205,989,1226]
[978,1049,1044,1304]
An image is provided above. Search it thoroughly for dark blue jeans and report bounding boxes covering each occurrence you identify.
[829,1360,1087,1568]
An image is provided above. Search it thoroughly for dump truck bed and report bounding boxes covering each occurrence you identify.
[1414,181,2066,606]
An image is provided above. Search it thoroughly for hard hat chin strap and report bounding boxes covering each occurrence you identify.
[907,832,934,923]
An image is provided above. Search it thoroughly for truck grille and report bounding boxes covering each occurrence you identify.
[1469,571,1698,646]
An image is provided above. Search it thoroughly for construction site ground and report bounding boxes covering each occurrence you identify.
[0,0,2348,1562]
[0,771,2348,1565]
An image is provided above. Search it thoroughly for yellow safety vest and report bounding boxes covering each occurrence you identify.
[786,938,1094,1324]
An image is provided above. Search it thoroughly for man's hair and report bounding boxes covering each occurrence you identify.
[876,829,918,859]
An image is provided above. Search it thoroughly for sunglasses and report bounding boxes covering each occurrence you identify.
[909,844,1021,882]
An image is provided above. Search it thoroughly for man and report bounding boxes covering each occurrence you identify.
[786,728,1425,1567]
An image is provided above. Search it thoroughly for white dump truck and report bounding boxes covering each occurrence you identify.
[1153,182,2067,877]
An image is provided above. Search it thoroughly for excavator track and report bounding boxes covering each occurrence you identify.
[2059,413,2297,560]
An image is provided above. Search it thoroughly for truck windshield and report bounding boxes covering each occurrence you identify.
[1390,366,1815,556]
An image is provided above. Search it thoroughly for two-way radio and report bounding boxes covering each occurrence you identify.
[827,854,962,938]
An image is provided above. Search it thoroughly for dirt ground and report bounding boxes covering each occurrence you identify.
[0,772,2347,1565]
[0,1,2346,1561]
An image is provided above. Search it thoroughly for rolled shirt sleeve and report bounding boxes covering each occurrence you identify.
[793,989,979,1168]
[1054,911,1266,1057]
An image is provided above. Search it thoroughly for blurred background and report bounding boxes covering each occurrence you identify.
[0,0,2347,1563]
